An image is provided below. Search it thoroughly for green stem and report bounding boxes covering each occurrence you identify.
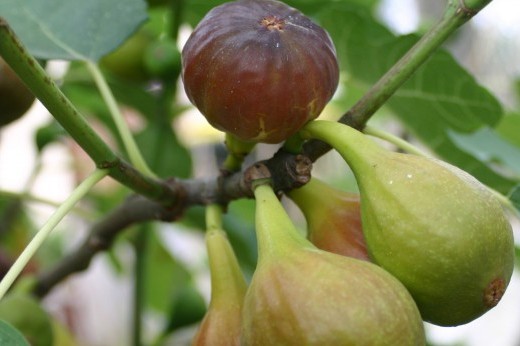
[85,61,156,178]
[340,0,493,129]
[0,169,108,300]
[363,126,428,157]
[0,20,178,204]
[132,224,150,346]
[205,204,223,231]
[223,134,256,172]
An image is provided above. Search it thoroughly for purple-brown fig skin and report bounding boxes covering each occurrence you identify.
[0,58,35,127]
[182,0,339,143]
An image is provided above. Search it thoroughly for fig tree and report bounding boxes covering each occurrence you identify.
[242,182,425,345]
[182,0,339,144]
[301,120,515,326]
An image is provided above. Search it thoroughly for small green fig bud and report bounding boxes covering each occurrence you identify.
[0,293,54,346]
[287,178,369,260]
[301,120,515,326]
[192,228,248,346]
[243,182,425,345]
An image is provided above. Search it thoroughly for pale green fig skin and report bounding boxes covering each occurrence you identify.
[244,183,425,346]
[287,178,369,260]
[192,229,247,346]
[301,120,515,326]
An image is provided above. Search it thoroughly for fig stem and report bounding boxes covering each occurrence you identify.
[337,0,493,130]
[0,169,108,300]
[223,134,257,172]
[205,204,224,232]
[253,182,312,261]
[0,19,180,206]
[85,61,156,178]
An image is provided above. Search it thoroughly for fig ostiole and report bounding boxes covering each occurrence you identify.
[182,0,339,144]
[300,120,515,326]
[243,181,425,345]
[192,205,247,346]
[287,177,369,260]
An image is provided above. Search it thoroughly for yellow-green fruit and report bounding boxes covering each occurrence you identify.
[192,229,247,346]
[0,58,35,127]
[144,39,181,78]
[302,120,515,326]
[100,30,153,83]
[242,183,425,345]
[287,178,369,260]
[0,293,54,346]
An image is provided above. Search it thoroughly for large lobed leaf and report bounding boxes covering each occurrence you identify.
[0,0,147,61]
[316,4,517,193]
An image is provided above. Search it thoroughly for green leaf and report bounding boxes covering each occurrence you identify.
[136,122,193,179]
[0,320,29,346]
[144,230,191,313]
[495,112,520,147]
[316,3,516,193]
[509,185,520,215]
[0,0,147,61]
[448,127,520,178]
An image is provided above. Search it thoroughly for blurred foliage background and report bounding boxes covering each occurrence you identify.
[0,0,519,345]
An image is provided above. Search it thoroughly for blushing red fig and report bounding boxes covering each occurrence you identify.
[182,0,339,144]
[242,182,425,345]
[287,178,369,260]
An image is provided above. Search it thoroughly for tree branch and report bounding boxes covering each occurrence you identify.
[29,0,493,297]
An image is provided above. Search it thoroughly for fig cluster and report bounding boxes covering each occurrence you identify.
[186,0,514,344]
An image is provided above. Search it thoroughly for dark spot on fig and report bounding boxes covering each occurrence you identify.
[483,277,506,308]
[261,16,285,31]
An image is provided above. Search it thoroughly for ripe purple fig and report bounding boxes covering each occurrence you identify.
[287,178,369,260]
[242,182,425,345]
[0,57,35,127]
[192,217,247,345]
[182,0,339,144]
[301,120,515,326]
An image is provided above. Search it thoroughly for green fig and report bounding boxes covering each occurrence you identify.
[287,178,369,260]
[242,182,425,345]
[301,120,515,326]
[0,293,54,346]
[192,226,248,346]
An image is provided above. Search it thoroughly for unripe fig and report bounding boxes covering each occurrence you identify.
[0,57,35,127]
[192,228,247,346]
[243,182,425,345]
[144,39,181,79]
[301,120,515,326]
[182,0,339,144]
[0,293,54,346]
[287,178,369,260]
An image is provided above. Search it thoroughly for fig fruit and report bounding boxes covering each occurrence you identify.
[0,293,54,346]
[301,120,515,326]
[144,39,181,79]
[243,182,425,345]
[182,0,339,144]
[0,57,35,127]
[100,29,154,83]
[192,227,247,346]
[287,177,369,260]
